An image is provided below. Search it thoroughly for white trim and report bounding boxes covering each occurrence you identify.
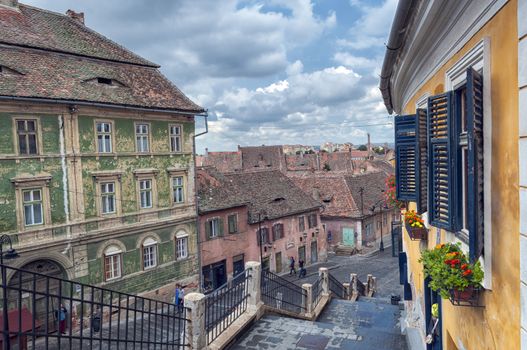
[175,230,189,238]
[415,93,430,109]
[444,39,492,290]
[104,245,122,255]
[391,0,507,113]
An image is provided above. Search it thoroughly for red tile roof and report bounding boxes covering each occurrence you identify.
[0,3,203,112]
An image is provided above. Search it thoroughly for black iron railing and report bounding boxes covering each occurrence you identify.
[204,269,250,345]
[0,263,188,349]
[328,273,348,299]
[261,270,306,314]
[311,278,322,310]
[356,276,366,296]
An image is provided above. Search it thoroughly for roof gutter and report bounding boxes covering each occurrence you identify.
[379,0,419,114]
[0,95,207,116]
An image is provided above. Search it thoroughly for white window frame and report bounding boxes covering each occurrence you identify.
[22,188,43,226]
[104,246,122,281]
[172,176,185,204]
[135,123,150,153]
[444,38,492,289]
[139,179,153,209]
[96,121,113,153]
[169,124,182,153]
[208,218,220,238]
[101,182,116,214]
[142,238,157,270]
[176,233,189,260]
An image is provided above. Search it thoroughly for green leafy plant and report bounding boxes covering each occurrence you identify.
[419,243,484,299]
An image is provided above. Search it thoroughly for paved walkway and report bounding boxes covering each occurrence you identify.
[230,298,407,350]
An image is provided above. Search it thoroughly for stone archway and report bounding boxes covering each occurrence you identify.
[8,260,66,333]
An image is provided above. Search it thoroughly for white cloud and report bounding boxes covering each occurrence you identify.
[333,52,379,70]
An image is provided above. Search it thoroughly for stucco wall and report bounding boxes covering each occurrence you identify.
[401,1,519,349]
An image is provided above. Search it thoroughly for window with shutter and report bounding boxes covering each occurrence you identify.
[466,67,484,262]
[394,115,417,201]
[427,92,456,230]
[416,108,428,213]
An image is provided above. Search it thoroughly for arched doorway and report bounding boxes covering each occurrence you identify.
[8,260,66,333]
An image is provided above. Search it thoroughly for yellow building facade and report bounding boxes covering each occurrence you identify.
[382,1,524,349]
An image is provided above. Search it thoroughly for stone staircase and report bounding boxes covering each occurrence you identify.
[334,244,358,256]
[230,298,407,350]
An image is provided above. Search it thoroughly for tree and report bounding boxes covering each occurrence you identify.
[357,145,367,151]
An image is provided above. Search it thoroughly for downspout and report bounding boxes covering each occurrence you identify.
[379,0,418,114]
[193,112,208,292]
[58,115,71,234]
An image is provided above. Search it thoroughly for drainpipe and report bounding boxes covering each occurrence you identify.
[193,112,208,292]
[58,115,71,235]
[379,0,418,114]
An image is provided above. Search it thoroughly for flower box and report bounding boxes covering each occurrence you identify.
[448,286,482,307]
[405,223,428,241]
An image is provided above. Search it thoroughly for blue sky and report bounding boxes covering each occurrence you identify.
[23,0,397,153]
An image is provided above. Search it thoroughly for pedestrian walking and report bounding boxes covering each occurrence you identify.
[175,284,184,312]
[289,256,296,275]
[298,259,306,278]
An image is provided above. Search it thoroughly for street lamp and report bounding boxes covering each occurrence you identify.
[0,234,19,350]
[370,194,388,252]
[257,211,268,268]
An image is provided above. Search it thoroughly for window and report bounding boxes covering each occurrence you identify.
[298,216,305,231]
[257,227,269,246]
[142,238,157,269]
[308,214,317,229]
[139,179,153,209]
[272,223,284,240]
[206,218,222,238]
[169,125,182,152]
[383,213,387,226]
[172,176,185,204]
[17,119,38,155]
[228,214,238,234]
[135,123,150,153]
[101,182,116,214]
[233,254,245,275]
[176,236,188,260]
[104,245,122,281]
[23,189,43,226]
[96,122,112,153]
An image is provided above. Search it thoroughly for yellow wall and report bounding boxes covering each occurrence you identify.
[401,1,519,349]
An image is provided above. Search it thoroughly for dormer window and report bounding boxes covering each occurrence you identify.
[84,77,126,87]
[0,65,23,76]
[97,77,112,85]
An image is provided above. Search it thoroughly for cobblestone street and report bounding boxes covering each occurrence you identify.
[230,247,407,350]
[283,247,404,299]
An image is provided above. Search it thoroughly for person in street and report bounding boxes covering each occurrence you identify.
[175,284,184,312]
[289,256,296,275]
[298,259,306,278]
[58,304,67,334]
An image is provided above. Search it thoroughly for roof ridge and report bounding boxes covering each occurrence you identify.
[16,3,159,68]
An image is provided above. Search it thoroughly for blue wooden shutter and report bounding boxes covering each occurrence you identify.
[427,92,455,230]
[395,115,417,201]
[416,108,428,213]
[466,68,484,262]
[398,252,407,285]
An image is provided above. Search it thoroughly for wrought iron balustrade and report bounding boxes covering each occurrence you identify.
[311,278,322,310]
[261,270,306,314]
[0,263,188,349]
[204,269,250,345]
[328,273,348,299]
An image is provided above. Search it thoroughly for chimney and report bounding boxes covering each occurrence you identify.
[0,0,18,8]
[66,9,85,24]
[367,133,372,159]
[205,148,209,157]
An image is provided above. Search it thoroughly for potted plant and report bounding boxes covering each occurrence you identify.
[403,210,428,240]
[419,243,484,304]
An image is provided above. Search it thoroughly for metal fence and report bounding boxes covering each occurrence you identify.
[328,273,348,299]
[261,270,306,314]
[204,269,250,345]
[0,263,188,350]
[311,278,322,310]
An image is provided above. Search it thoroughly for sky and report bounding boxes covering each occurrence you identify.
[23,0,397,153]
